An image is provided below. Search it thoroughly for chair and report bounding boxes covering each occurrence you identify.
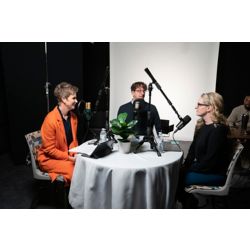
[25,130,66,208]
[185,143,244,208]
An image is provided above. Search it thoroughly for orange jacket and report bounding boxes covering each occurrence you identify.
[37,106,78,181]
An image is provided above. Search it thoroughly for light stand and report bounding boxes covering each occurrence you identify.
[135,83,161,156]
[44,42,51,113]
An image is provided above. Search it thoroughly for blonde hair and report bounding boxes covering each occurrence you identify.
[196,92,228,131]
[54,82,78,103]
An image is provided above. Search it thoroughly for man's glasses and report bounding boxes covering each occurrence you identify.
[134,89,146,93]
[197,102,209,107]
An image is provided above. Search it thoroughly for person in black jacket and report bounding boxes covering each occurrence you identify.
[117,81,161,135]
[177,92,233,206]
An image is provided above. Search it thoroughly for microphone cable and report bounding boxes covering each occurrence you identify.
[172,132,184,153]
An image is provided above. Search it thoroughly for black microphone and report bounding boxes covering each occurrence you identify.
[134,100,140,120]
[134,100,140,111]
[174,115,191,133]
[144,68,161,90]
[133,99,145,109]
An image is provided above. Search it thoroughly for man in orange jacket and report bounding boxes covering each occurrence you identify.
[37,82,79,183]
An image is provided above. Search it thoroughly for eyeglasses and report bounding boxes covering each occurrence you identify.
[134,89,146,93]
[197,102,210,107]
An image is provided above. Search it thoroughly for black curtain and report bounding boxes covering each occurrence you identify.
[0,46,10,154]
[0,42,109,163]
[82,43,110,136]
[216,42,250,116]
[1,43,47,163]
[82,42,110,111]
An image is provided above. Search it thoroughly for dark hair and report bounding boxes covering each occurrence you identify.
[130,82,147,92]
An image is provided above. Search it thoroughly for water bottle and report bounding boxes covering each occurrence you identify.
[158,132,164,153]
[99,128,107,143]
[241,113,249,130]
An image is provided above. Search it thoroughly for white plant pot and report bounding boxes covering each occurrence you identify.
[118,140,131,154]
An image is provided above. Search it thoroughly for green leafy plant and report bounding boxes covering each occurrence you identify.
[110,112,138,142]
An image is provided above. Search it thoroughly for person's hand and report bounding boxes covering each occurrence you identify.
[68,156,76,162]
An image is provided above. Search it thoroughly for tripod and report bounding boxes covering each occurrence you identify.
[135,83,161,156]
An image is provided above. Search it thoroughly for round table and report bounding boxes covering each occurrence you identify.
[69,142,183,209]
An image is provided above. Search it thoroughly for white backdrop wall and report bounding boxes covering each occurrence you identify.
[110,42,219,141]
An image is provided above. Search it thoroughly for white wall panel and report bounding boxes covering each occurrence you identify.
[110,42,219,141]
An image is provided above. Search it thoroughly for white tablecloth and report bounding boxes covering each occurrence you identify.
[69,142,183,209]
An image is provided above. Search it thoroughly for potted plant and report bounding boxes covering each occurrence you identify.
[110,112,138,153]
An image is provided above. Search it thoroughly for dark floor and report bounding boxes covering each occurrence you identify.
[0,153,56,209]
[1,144,250,209]
[0,153,33,208]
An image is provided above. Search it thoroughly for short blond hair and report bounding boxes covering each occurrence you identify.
[54,82,78,103]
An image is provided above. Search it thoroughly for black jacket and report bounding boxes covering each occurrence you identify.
[117,101,161,135]
[184,123,233,175]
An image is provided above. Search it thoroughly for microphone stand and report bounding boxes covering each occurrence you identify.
[104,86,110,131]
[135,83,161,156]
[144,68,186,131]
[153,80,183,122]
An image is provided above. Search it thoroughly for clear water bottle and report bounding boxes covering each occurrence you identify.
[158,132,164,153]
[99,128,107,143]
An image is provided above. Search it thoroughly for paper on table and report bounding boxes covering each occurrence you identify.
[69,140,97,155]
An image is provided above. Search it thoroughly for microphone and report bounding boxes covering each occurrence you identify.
[133,99,145,119]
[144,68,161,90]
[134,100,140,120]
[83,102,92,121]
[133,99,145,110]
[134,100,140,110]
[174,115,191,133]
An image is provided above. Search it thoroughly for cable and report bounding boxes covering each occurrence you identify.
[172,133,184,153]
